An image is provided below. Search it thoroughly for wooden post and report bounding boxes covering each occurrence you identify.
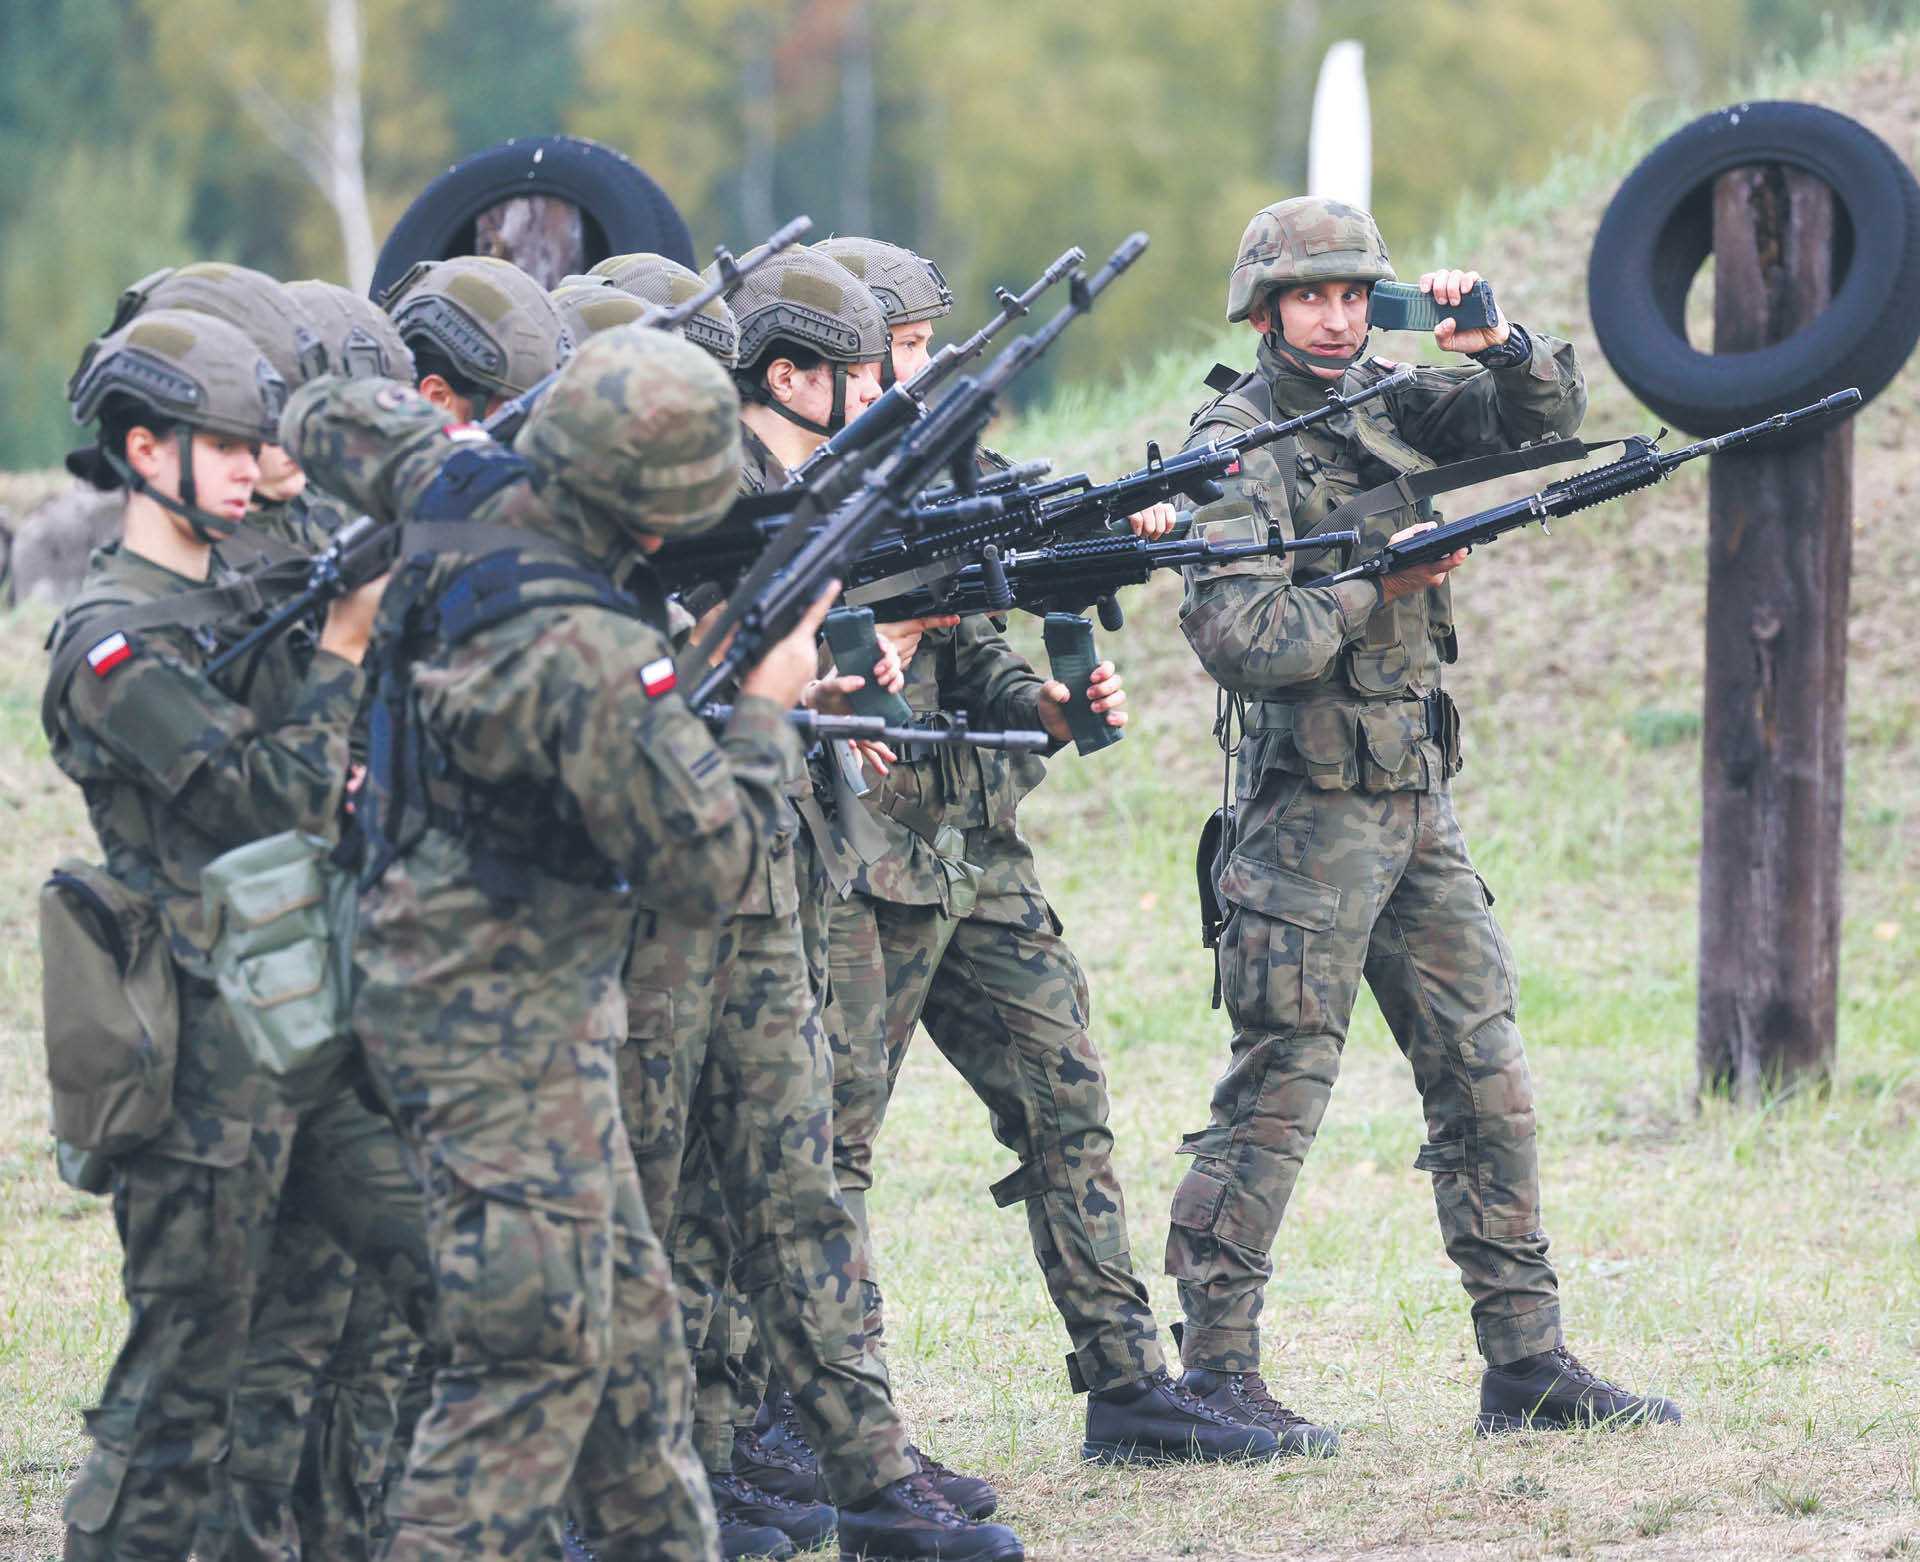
[1697,166,1852,1103]
[473,196,585,288]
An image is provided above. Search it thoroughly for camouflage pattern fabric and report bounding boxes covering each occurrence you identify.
[292,374,799,1560]
[45,543,437,1562]
[1224,196,1397,322]
[1164,327,1584,1372]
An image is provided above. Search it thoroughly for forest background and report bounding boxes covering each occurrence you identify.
[3,0,1919,472]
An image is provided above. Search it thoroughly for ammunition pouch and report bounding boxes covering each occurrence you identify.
[1244,693,1455,792]
[39,861,179,1156]
[1196,805,1235,1010]
[203,831,357,1079]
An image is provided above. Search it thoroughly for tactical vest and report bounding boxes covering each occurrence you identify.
[1194,361,1454,702]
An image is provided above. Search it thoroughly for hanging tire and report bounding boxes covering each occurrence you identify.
[1588,101,1920,435]
[371,135,696,303]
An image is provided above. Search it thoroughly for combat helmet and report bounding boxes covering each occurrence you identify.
[111,262,328,389]
[382,254,573,400]
[813,235,952,387]
[709,246,886,435]
[588,252,740,367]
[549,275,651,344]
[66,307,287,539]
[516,325,741,540]
[1225,196,1395,323]
[287,278,416,381]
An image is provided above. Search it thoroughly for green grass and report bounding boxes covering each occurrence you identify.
[5,31,1920,1562]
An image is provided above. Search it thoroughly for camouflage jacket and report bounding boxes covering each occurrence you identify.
[283,375,800,922]
[1181,332,1584,792]
[45,542,362,963]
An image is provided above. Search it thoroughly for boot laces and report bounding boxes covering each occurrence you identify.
[897,1470,966,1527]
[911,1444,963,1482]
[1550,1348,1626,1395]
[740,1423,809,1473]
[714,1470,808,1514]
[1153,1367,1237,1424]
[1232,1372,1311,1429]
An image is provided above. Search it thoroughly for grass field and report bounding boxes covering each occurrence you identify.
[4,33,1920,1562]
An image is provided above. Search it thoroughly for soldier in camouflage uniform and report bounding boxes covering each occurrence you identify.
[721,238,1281,1483]
[45,309,436,1561]
[383,253,573,422]
[1166,196,1681,1436]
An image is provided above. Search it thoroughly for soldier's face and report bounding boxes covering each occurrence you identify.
[1259,282,1371,379]
[781,360,883,428]
[890,322,933,384]
[184,433,263,523]
[254,443,305,502]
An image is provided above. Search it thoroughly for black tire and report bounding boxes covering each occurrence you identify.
[371,135,696,303]
[1588,101,1920,435]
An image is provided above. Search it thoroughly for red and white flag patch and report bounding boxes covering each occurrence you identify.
[86,632,133,678]
[640,656,677,699]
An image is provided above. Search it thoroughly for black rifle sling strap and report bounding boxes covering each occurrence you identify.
[1300,436,1593,542]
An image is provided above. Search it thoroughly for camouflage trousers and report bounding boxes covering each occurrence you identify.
[228,1150,424,1561]
[621,833,916,1503]
[1165,780,1563,1371]
[846,890,1165,1393]
[357,972,715,1561]
[64,982,435,1562]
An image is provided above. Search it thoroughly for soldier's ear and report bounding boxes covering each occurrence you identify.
[123,423,168,481]
[1248,296,1273,333]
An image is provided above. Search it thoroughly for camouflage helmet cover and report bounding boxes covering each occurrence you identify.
[588,252,740,367]
[708,246,887,367]
[549,276,651,344]
[69,307,287,443]
[287,278,416,382]
[515,325,742,538]
[1225,196,1396,322]
[812,236,953,326]
[382,254,573,396]
[112,262,328,388]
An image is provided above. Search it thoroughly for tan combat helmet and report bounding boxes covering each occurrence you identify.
[67,307,286,537]
[812,236,953,327]
[548,276,651,345]
[709,246,886,434]
[111,262,328,389]
[287,279,416,382]
[1225,196,1396,323]
[382,254,573,398]
[587,252,740,367]
[516,325,742,539]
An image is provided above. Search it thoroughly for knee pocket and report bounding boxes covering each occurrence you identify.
[439,1188,611,1368]
[1215,860,1339,1035]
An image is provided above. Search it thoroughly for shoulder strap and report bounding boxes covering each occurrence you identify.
[413,444,536,522]
[1301,436,1593,541]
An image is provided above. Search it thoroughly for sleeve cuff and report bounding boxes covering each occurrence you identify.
[1332,578,1387,640]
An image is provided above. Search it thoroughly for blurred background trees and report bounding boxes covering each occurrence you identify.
[0,0,1912,467]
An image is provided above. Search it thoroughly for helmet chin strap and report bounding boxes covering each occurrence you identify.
[1264,321,1368,376]
[101,433,237,545]
[766,362,852,436]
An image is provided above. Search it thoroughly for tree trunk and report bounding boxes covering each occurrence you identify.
[839,0,874,235]
[324,0,377,293]
[473,196,585,287]
[740,26,777,241]
[1697,165,1851,1104]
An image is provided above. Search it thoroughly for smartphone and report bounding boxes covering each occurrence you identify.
[1367,279,1498,334]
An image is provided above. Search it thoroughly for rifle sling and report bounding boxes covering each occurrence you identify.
[1302,436,1592,540]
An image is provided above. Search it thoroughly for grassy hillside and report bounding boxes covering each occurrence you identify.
[3,33,1919,1562]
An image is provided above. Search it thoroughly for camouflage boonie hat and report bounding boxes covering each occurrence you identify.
[549,276,651,343]
[382,254,573,397]
[588,252,740,367]
[69,307,287,442]
[1226,197,1396,322]
[286,278,415,381]
[812,237,953,326]
[515,326,741,538]
[708,246,886,367]
[112,262,328,388]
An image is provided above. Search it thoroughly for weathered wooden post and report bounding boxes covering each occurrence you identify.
[472,195,586,288]
[1697,167,1852,1103]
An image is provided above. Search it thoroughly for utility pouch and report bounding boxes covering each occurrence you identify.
[202,832,355,1078]
[39,860,179,1154]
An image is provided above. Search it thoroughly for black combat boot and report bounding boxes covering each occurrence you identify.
[712,1470,837,1550]
[837,1472,1024,1561]
[1477,1346,1683,1434]
[909,1444,999,1520]
[734,1419,823,1504]
[1082,1368,1282,1464]
[720,1517,798,1560]
[1177,1368,1341,1455]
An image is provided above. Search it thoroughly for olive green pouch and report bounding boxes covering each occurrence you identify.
[202,831,355,1078]
[39,860,179,1156]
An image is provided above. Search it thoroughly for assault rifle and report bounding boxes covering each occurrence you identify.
[703,704,1051,753]
[1318,389,1863,585]
[205,219,821,678]
[681,233,1151,708]
[847,371,1411,610]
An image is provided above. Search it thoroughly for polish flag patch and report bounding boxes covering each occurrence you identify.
[640,656,677,698]
[445,423,491,443]
[86,632,133,678]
